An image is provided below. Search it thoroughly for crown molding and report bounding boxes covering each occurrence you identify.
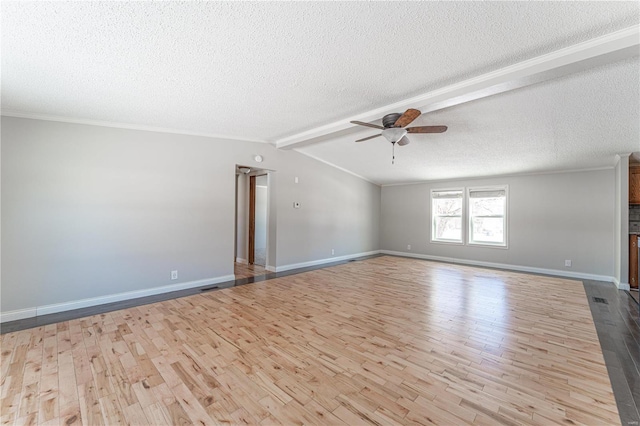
[1,110,269,144]
[380,166,616,187]
[275,25,640,150]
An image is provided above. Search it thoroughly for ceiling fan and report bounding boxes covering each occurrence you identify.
[351,109,447,163]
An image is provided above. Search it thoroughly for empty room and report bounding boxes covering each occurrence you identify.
[1,2,639,425]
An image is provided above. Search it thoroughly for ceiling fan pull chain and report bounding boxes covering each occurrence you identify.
[392,141,395,165]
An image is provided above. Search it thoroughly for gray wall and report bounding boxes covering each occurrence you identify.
[275,149,380,266]
[381,169,615,277]
[1,117,380,313]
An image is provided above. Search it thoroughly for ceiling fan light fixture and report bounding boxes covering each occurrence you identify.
[397,136,410,146]
[381,128,407,143]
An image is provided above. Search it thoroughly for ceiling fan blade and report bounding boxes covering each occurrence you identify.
[355,134,382,143]
[406,125,448,133]
[397,136,410,146]
[394,109,421,128]
[350,120,384,130]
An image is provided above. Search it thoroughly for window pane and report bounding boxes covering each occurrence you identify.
[434,217,462,241]
[434,198,462,215]
[470,217,504,243]
[470,196,504,216]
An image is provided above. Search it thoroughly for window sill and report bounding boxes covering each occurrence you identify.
[468,242,508,249]
[430,239,464,246]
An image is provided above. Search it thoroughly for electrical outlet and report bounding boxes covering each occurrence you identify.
[407,244,411,250]
[171,270,178,280]
[331,249,335,255]
[564,260,571,267]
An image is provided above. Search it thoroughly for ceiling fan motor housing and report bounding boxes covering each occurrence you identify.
[382,113,402,128]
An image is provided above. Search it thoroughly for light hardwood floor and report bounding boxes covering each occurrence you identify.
[0,256,619,425]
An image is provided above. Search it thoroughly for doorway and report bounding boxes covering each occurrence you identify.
[235,166,273,279]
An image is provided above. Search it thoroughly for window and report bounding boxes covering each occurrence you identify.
[467,186,508,246]
[431,189,463,243]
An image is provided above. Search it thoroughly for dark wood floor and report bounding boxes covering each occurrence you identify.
[234,262,267,280]
[585,281,640,424]
[1,255,638,424]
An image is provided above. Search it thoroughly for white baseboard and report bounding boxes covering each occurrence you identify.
[0,274,235,323]
[274,250,381,273]
[235,257,248,264]
[2,252,621,324]
[0,308,38,323]
[265,265,276,272]
[612,277,631,290]
[380,250,616,284]
[619,282,631,291]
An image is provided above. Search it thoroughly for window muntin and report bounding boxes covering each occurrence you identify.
[467,187,507,246]
[431,189,463,243]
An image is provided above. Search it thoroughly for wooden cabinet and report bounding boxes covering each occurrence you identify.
[630,234,638,289]
[630,166,640,204]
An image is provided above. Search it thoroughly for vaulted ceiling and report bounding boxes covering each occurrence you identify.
[2,2,639,184]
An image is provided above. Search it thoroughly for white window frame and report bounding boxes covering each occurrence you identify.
[430,188,464,244]
[467,185,508,248]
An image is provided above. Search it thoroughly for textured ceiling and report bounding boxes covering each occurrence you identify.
[2,2,639,184]
[299,57,640,184]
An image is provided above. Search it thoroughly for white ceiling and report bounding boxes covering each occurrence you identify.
[2,2,639,184]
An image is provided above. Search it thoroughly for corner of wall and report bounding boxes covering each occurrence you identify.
[612,277,631,291]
